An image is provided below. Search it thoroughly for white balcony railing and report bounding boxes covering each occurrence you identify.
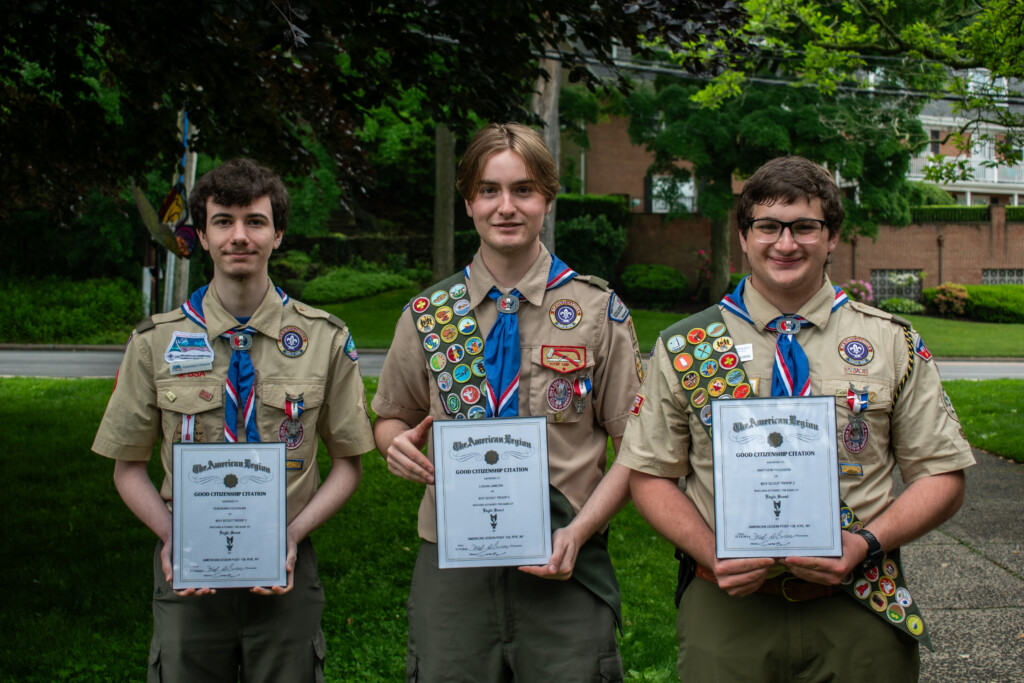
[908,155,1024,185]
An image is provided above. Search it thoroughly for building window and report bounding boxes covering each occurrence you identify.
[650,175,696,214]
[871,269,923,302]
[982,269,1024,284]
[930,130,940,155]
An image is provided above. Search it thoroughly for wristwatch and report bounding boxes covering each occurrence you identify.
[854,528,884,570]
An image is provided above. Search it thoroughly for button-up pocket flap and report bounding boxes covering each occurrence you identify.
[259,381,325,409]
[155,380,223,413]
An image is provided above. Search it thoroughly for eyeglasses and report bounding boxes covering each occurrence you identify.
[748,219,828,244]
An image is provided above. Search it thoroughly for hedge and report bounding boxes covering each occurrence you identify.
[556,194,631,227]
[1006,206,1024,222]
[922,284,1024,323]
[910,205,991,223]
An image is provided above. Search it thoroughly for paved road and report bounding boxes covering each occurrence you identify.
[0,348,1022,380]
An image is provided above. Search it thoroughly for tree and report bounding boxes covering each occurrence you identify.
[1,0,748,217]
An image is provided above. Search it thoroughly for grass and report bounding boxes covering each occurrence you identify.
[321,286,419,350]
[942,379,1024,463]
[902,314,1024,358]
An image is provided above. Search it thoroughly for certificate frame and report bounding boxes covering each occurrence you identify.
[171,442,287,589]
[432,416,551,569]
[712,396,841,559]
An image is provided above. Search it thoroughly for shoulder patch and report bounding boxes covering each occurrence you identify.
[607,291,630,322]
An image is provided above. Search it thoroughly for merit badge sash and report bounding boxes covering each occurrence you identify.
[660,305,934,650]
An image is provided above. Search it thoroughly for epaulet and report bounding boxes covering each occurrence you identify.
[135,316,156,333]
[291,300,347,330]
[576,274,610,291]
[846,301,911,328]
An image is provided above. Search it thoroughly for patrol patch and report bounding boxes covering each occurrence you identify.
[550,299,582,330]
[839,336,874,366]
[913,335,933,361]
[541,345,586,373]
[277,326,307,358]
[608,293,630,322]
[344,333,359,361]
[630,394,645,415]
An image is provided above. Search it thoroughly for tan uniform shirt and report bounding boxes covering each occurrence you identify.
[619,277,975,529]
[372,246,644,542]
[92,283,376,524]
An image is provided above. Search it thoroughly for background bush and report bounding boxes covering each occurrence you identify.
[302,263,418,304]
[0,278,142,344]
[617,264,689,310]
[554,215,627,280]
[878,297,926,315]
[923,282,969,317]
[961,284,1024,324]
[556,194,631,227]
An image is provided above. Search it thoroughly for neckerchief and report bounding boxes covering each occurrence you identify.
[181,284,289,441]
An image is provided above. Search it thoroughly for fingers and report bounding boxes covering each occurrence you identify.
[408,415,434,448]
[385,417,436,484]
[713,557,776,597]
[517,531,576,580]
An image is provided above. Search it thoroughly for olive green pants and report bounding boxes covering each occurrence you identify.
[677,578,920,682]
[406,541,623,682]
[148,538,326,683]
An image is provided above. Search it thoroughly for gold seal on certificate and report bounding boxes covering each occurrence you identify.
[432,416,552,569]
[712,397,842,559]
[171,443,287,589]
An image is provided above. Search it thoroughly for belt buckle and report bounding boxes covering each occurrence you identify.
[780,575,802,602]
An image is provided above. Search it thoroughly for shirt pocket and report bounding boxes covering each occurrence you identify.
[823,379,892,467]
[258,380,325,453]
[155,379,224,443]
[527,345,595,425]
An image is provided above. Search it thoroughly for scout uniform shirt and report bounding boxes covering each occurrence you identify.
[92,282,376,524]
[372,245,644,543]
[618,277,975,531]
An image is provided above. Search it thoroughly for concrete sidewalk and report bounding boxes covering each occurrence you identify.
[905,448,1024,682]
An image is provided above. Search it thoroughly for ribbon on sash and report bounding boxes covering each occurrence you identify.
[182,284,289,442]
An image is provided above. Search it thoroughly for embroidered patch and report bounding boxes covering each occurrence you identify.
[412,297,430,313]
[279,417,304,449]
[549,299,582,330]
[541,345,587,374]
[286,459,305,471]
[913,335,933,361]
[344,333,359,361]
[547,378,573,411]
[673,353,694,373]
[608,293,630,322]
[461,385,481,405]
[630,394,645,415]
[840,463,864,476]
[277,326,308,358]
[843,418,869,453]
[839,336,874,366]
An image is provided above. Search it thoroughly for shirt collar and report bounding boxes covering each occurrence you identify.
[742,276,838,331]
[467,244,552,310]
[201,281,285,338]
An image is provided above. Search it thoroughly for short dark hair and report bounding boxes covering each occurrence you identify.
[735,156,844,237]
[188,159,290,233]
[456,122,560,202]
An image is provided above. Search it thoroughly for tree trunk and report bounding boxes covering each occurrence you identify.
[531,56,561,254]
[708,213,732,304]
[433,124,456,280]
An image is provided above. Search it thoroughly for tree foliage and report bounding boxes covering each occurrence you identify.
[1,0,748,216]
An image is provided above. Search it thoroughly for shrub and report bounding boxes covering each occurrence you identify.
[878,297,926,315]
[0,277,142,344]
[841,278,874,304]
[910,205,990,223]
[962,284,1024,324]
[554,215,628,280]
[618,264,689,310]
[557,194,631,227]
[928,282,969,317]
[301,265,416,304]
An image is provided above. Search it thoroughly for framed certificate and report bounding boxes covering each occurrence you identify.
[712,397,842,559]
[432,416,551,569]
[171,443,287,589]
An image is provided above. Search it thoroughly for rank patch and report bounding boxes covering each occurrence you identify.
[547,378,573,411]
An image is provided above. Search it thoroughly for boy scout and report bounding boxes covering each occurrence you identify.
[92,159,375,682]
[372,123,643,682]
[619,155,975,681]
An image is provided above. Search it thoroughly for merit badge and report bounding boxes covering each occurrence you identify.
[496,294,520,314]
[445,393,461,414]
[914,335,933,361]
[447,344,465,363]
[879,577,896,596]
[468,405,486,419]
[435,306,454,324]
[440,325,459,343]
[453,364,472,383]
[412,297,430,313]
[429,352,447,372]
[732,384,751,398]
[699,359,718,377]
[726,369,745,386]
[705,322,726,338]
[886,603,906,624]
[430,290,449,306]
[416,314,436,333]
[883,558,899,579]
[461,385,481,404]
[863,566,881,582]
[712,336,734,353]
[673,353,694,373]
[465,336,484,355]
[693,342,713,361]
[277,326,308,357]
[607,293,630,322]
[547,378,573,411]
[691,388,709,408]
[906,615,924,636]
[423,333,441,352]
[869,592,887,612]
[453,298,472,316]
[700,404,713,426]
[895,587,912,607]
[437,372,454,392]
[687,328,706,344]
[550,299,582,330]
[682,371,700,390]
[458,317,477,335]
[630,394,645,415]
[471,357,486,377]
[719,352,739,370]
[666,335,687,353]
[344,333,359,361]
[839,336,874,366]
[542,345,587,374]
[708,378,726,397]
[279,417,304,449]
[449,283,467,299]
[840,507,854,529]
[843,416,869,453]
[853,579,871,599]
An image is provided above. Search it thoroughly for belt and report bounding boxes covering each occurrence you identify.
[694,563,842,602]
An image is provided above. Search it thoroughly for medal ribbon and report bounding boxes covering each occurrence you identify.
[722,277,848,397]
[573,376,592,401]
[182,284,289,442]
[285,395,304,420]
[477,255,578,418]
[847,386,870,414]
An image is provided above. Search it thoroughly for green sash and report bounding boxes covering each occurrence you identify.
[661,305,933,650]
